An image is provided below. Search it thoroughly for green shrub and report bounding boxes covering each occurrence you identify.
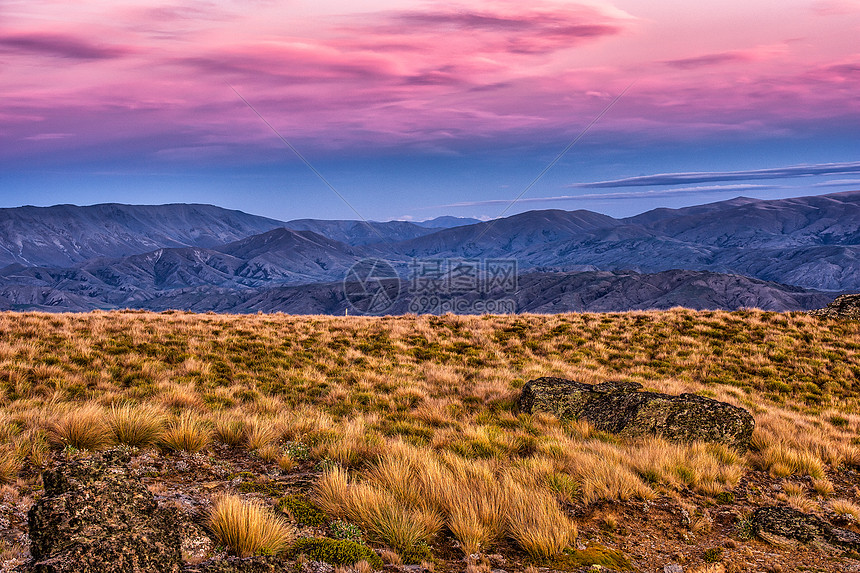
[703,547,723,563]
[715,492,735,504]
[288,537,382,569]
[400,541,432,565]
[549,545,631,571]
[279,495,328,527]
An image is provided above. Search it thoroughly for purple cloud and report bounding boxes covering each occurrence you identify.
[0,33,129,60]
[664,51,754,69]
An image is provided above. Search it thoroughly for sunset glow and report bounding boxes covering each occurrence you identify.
[3,0,859,220]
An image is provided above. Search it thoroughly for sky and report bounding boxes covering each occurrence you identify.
[2,0,859,221]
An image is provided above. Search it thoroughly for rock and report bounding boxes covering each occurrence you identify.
[664,565,683,573]
[518,377,755,450]
[183,556,287,573]
[753,506,860,550]
[810,294,860,320]
[24,450,183,572]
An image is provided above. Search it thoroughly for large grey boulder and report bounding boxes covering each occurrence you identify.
[753,506,860,550]
[518,377,755,450]
[810,293,860,320]
[24,450,182,573]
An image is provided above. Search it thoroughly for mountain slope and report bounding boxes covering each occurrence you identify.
[0,269,833,313]
[626,190,860,248]
[384,209,621,258]
[282,219,436,246]
[0,203,288,267]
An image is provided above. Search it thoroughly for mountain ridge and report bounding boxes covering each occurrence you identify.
[1,190,858,312]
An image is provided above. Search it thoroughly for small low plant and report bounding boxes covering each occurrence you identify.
[400,540,433,565]
[549,545,632,570]
[287,537,382,569]
[330,520,363,544]
[702,546,723,563]
[207,494,295,557]
[284,442,310,461]
[734,513,756,541]
[279,495,329,527]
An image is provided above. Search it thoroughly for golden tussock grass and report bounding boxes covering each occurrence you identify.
[811,477,834,497]
[830,498,860,521]
[49,403,110,451]
[315,465,442,552]
[212,413,247,447]
[106,403,166,447]
[504,477,577,559]
[159,411,211,453]
[245,416,279,451]
[0,446,21,484]
[206,494,295,557]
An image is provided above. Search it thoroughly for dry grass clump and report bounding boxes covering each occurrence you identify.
[245,416,279,451]
[49,403,110,450]
[106,403,166,447]
[11,428,50,468]
[755,441,825,479]
[206,494,295,557]
[504,478,577,559]
[315,416,383,468]
[785,491,816,513]
[160,411,211,453]
[627,439,744,495]
[213,413,247,447]
[0,446,21,484]
[315,465,442,552]
[317,445,577,558]
[567,443,655,505]
[812,477,834,497]
[830,498,860,522]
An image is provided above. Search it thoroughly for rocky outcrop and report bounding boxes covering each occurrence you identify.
[24,450,183,572]
[810,293,860,320]
[518,377,755,450]
[183,557,288,573]
[753,506,860,550]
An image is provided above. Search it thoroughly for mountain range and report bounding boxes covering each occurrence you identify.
[1,190,857,313]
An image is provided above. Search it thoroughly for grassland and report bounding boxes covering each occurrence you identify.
[1,309,859,572]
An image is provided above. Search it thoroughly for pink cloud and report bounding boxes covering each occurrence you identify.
[811,0,860,16]
[0,0,858,163]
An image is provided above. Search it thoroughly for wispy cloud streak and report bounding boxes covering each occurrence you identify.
[570,162,860,188]
[437,184,777,208]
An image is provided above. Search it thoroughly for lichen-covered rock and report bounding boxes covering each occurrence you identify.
[810,294,860,320]
[518,377,755,450]
[182,556,287,573]
[24,450,182,572]
[753,506,860,550]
